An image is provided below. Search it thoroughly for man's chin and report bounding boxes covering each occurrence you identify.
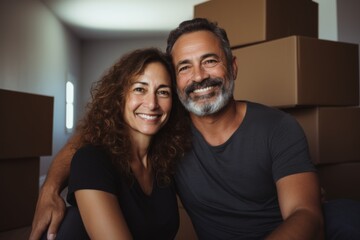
[185,102,216,116]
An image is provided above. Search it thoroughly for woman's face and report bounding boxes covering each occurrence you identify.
[124,62,173,138]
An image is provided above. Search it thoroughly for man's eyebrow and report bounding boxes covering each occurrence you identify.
[175,53,220,69]
[175,59,191,70]
[201,53,220,60]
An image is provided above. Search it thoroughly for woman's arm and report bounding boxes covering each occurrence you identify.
[75,189,133,240]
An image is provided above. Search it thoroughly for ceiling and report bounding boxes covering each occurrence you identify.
[41,0,208,39]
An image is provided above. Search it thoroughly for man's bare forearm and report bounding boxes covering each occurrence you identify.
[266,207,324,240]
[41,133,80,194]
[30,133,81,240]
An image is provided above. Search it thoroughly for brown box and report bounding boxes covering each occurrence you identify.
[176,197,197,240]
[194,0,318,47]
[0,89,54,158]
[285,107,360,165]
[0,157,39,232]
[317,162,360,201]
[233,36,359,107]
[0,89,53,232]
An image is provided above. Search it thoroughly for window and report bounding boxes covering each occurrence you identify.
[66,81,74,132]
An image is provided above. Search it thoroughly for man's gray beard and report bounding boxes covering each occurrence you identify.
[178,79,234,117]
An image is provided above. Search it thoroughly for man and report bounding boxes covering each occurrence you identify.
[30,18,324,240]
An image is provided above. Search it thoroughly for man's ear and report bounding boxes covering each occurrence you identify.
[232,56,238,80]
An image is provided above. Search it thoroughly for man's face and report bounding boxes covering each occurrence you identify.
[171,30,235,116]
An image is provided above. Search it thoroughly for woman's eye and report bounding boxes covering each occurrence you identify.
[133,87,145,93]
[158,90,171,97]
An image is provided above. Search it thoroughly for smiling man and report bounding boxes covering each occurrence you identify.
[164,18,324,240]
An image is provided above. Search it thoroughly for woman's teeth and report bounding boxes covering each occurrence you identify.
[138,114,158,120]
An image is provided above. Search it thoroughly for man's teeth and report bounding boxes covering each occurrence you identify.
[193,86,213,93]
[138,114,158,120]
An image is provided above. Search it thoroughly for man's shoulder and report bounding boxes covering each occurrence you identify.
[243,101,287,118]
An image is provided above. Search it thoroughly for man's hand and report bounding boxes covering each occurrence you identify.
[29,187,66,240]
[29,133,78,239]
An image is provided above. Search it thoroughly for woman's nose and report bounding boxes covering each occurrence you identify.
[145,93,159,110]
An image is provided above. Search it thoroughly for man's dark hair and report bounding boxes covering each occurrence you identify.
[166,18,234,76]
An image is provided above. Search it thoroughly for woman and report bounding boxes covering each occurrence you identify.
[51,48,190,240]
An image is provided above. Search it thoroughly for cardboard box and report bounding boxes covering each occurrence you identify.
[317,162,360,201]
[0,89,53,232]
[194,0,318,47]
[233,36,359,107]
[0,89,53,158]
[176,197,197,240]
[0,157,39,231]
[285,107,360,165]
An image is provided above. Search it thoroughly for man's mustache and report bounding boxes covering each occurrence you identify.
[184,78,223,95]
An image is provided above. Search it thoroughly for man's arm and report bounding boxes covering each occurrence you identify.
[29,133,80,240]
[266,172,324,240]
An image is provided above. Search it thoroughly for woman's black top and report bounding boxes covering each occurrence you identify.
[67,145,179,240]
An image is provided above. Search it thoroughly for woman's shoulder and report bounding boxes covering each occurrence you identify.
[72,145,111,169]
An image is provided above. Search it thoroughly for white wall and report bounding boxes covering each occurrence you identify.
[313,0,338,41]
[313,0,360,104]
[0,0,81,176]
[337,0,360,104]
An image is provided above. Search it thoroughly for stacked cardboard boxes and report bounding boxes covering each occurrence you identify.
[195,0,319,48]
[194,0,360,201]
[0,89,53,236]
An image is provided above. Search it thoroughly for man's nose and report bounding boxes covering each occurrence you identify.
[192,65,210,82]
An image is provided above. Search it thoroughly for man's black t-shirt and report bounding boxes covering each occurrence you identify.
[175,101,316,239]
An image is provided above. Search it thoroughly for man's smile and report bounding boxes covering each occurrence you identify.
[193,86,215,93]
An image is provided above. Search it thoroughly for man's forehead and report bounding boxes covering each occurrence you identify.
[171,30,222,61]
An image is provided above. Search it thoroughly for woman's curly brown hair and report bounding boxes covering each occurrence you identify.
[76,48,191,186]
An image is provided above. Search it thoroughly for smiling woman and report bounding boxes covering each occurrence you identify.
[124,62,172,138]
[39,48,191,240]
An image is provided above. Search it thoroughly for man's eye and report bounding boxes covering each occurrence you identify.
[178,65,190,73]
[203,59,218,67]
